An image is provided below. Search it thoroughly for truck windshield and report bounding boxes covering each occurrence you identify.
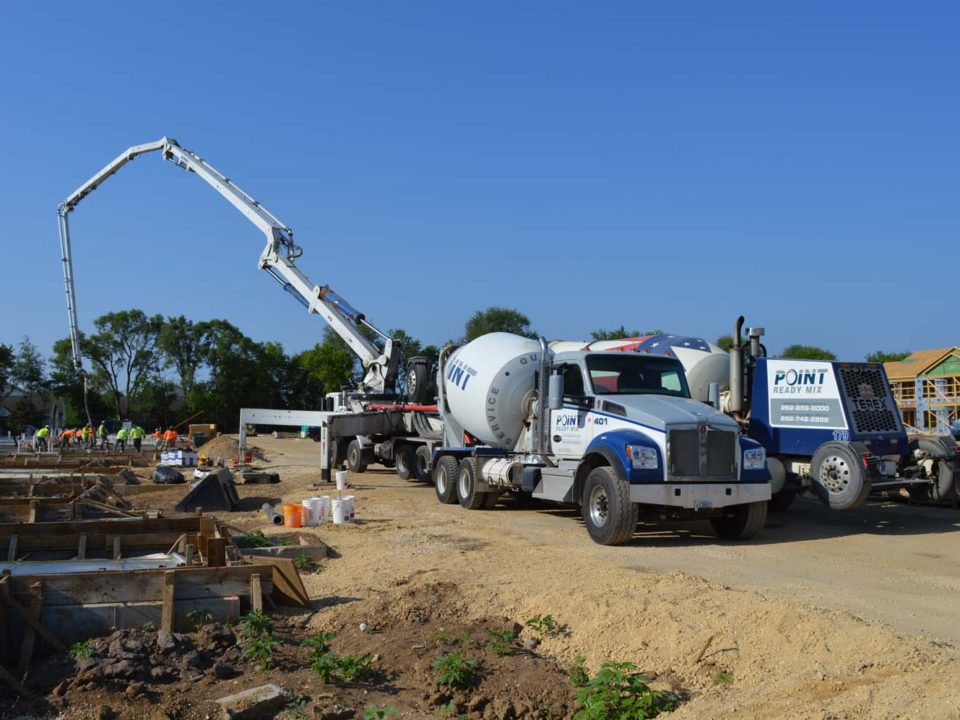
[585,355,691,398]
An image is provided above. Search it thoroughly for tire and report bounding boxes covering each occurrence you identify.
[482,491,499,509]
[434,456,459,504]
[396,444,416,481]
[407,356,433,404]
[809,442,871,510]
[768,488,797,512]
[415,446,432,482]
[331,440,348,470]
[581,466,638,546]
[914,438,958,503]
[346,440,367,474]
[710,501,767,540]
[457,460,487,510]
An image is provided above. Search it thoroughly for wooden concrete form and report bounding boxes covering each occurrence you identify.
[0,513,292,695]
[0,475,134,524]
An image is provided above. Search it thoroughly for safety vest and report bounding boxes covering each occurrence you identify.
[116,428,128,440]
[36,427,49,438]
[130,426,145,439]
[97,424,106,437]
[82,427,92,439]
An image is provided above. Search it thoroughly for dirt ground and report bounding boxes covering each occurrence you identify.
[8,434,960,719]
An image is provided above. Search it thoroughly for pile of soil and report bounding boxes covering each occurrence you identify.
[198,434,267,462]
[2,583,589,720]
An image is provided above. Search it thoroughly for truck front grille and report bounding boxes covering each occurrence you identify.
[668,427,737,481]
[837,366,901,434]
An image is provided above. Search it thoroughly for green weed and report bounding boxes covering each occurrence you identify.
[574,661,677,720]
[434,630,452,644]
[234,530,273,548]
[362,705,398,720]
[283,697,309,720]
[569,654,590,687]
[239,610,277,670]
[485,628,516,657]
[187,609,214,629]
[293,553,313,571]
[433,651,477,690]
[713,670,734,685]
[68,639,93,661]
[524,613,565,640]
[142,621,157,632]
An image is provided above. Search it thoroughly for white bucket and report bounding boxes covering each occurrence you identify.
[301,497,323,527]
[319,496,331,523]
[342,494,356,522]
[335,470,349,491]
[332,498,349,524]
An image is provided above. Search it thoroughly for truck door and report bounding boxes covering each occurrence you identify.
[550,364,593,458]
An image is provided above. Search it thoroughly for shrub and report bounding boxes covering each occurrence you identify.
[433,652,478,690]
[574,661,677,720]
[485,628,516,657]
[68,639,93,661]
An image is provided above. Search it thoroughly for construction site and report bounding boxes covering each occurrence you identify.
[3,5,960,720]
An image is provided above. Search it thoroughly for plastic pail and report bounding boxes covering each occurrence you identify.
[283,503,303,528]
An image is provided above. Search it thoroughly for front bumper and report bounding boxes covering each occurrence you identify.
[629,482,771,509]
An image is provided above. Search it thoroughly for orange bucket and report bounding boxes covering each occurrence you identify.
[283,503,303,528]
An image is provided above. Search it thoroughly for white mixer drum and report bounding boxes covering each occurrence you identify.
[672,344,729,403]
[443,333,541,449]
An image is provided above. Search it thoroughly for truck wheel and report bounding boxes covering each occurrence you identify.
[768,489,797,512]
[395,444,416,481]
[912,438,958,503]
[482,491,499,509]
[581,466,637,546]
[407,356,433,404]
[346,440,367,474]
[434,456,459,504]
[457,460,489,510]
[710,501,767,540]
[415,446,432,482]
[810,442,870,510]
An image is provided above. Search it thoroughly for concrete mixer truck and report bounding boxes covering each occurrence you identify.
[430,333,772,545]
[627,318,959,512]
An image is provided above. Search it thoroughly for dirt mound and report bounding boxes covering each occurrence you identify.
[199,434,267,461]
[3,584,583,720]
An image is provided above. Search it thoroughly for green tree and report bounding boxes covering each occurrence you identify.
[12,337,47,398]
[158,316,211,396]
[48,336,111,427]
[0,343,12,401]
[464,307,535,342]
[779,344,837,361]
[865,350,911,364]
[716,335,734,352]
[81,310,164,419]
[297,328,358,395]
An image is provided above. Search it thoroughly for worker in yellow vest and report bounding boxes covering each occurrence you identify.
[116,426,129,452]
[35,425,50,451]
[97,421,107,449]
[130,425,145,452]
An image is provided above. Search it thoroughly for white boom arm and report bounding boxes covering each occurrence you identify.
[57,137,400,403]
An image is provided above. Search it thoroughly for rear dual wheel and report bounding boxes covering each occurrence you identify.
[396,444,417,481]
[434,456,459,504]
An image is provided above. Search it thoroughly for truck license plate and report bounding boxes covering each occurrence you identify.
[694,500,713,511]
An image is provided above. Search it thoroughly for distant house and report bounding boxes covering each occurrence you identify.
[885,348,960,434]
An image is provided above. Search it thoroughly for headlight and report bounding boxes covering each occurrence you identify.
[743,447,766,470]
[626,444,659,470]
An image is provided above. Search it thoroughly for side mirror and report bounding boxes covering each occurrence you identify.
[548,373,564,411]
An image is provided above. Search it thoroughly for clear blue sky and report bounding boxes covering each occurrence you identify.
[1,2,957,363]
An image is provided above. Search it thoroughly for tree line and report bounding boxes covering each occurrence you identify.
[0,305,912,432]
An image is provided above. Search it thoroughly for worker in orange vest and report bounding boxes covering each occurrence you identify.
[163,427,178,449]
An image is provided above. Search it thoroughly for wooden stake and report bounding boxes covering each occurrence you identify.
[161,571,175,632]
[249,573,263,612]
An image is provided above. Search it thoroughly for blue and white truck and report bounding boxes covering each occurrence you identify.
[720,318,958,511]
[430,333,771,545]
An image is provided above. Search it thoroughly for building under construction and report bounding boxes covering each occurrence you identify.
[886,347,960,434]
